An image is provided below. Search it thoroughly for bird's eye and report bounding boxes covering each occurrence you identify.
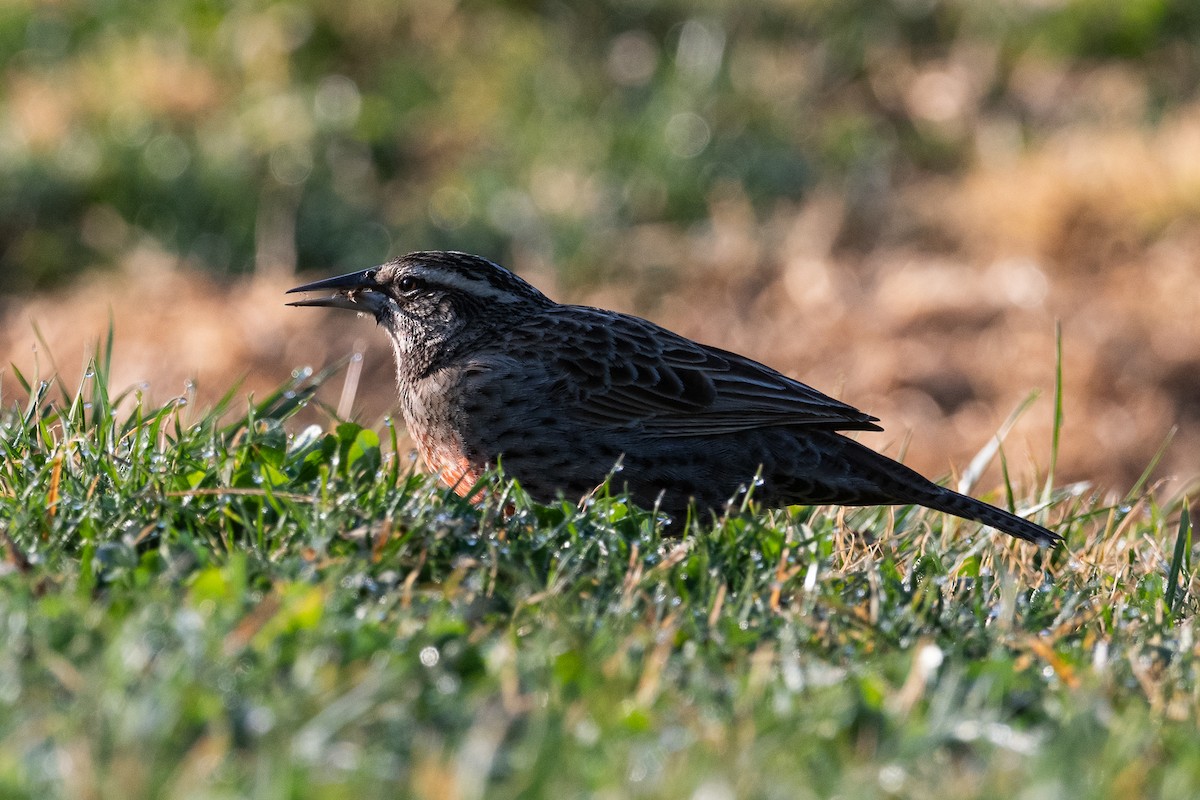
[397,276,421,293]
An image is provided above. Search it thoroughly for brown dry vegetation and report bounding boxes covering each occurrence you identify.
[4,3,1198,503]
[4,97,1198,503]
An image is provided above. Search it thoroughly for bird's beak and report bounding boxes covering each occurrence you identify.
[285,268,387,313]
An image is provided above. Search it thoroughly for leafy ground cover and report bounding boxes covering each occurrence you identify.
[0,349,1196,799]
[4,3,1198,795]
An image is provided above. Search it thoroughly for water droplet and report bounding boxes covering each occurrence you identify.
[419,646,440,667]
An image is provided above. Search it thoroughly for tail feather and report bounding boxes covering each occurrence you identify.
[830,434,1063,547]
[919,486,1062,547]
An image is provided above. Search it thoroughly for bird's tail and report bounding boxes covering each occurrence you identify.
[915,485,1062,547]
[831,434,1063,547]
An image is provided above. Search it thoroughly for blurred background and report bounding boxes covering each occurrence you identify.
[1,0,1198,497]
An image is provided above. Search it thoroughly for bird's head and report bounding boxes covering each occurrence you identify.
[287,251,553,369]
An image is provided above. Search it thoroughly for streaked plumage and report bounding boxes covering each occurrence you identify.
[288,251,1062,547]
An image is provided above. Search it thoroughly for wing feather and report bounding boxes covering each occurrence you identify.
[533,306,881,436]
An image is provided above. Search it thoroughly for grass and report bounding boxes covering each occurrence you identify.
[0,348,1196,800]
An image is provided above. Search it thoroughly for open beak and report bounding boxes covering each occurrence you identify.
[286,268,387,313]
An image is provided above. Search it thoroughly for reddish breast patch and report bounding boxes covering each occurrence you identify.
[413,431,485,499]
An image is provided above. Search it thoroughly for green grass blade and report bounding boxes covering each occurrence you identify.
[10,363,32,394]
[959,389,1038,495]
[1125,427,1176,505]
[1166,500,1192,616]
[21,378,51,427]
[1042,320,1064,505]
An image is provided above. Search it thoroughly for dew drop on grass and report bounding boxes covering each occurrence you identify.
[419,646,440,667]
[878,765,907,794]
[244,706,275,736]
[573,717,600,746]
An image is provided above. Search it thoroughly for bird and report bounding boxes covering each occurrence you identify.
[287,251,1062,547]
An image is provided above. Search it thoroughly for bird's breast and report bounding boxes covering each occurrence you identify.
[399,371,488,496]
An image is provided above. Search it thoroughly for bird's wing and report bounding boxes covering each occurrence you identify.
[532,306,882,436]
